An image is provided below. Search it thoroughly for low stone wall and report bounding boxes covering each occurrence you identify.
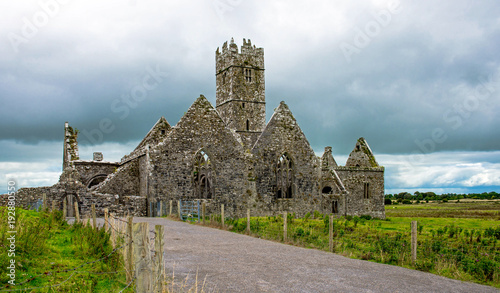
[0,186,147,217]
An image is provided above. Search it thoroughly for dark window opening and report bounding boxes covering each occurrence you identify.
[193,150,213,199]
[245,68,252,82]
[322,186,333,194]
[223,72,226,84]
[161,129,166,135]
[364,182,371,199]
[246,119,250,131]
[242,102,245,108]
[276,154,294,199]
[87,176,107,189]
[332,200,338,214]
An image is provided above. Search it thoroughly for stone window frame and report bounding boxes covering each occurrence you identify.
[363,182,371,199]
[192,149,215,200]
[276,153,294,199]
[244,68,252,82]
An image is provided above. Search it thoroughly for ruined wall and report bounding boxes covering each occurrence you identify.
[94,159,140,196]
[73,161,119,188]
[251,102,321,217]
[148,95,249,217]
[335,167,385,219]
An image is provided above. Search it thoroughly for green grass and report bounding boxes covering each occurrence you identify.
[0,208,131,292]
[204,201,500,288]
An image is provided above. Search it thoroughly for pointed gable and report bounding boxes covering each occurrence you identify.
[252,101,319,199]
[345,137,380,168]
[147,95,247,200]
[134,116,171,151]
[253,101,317,160]
[321,146,338,169]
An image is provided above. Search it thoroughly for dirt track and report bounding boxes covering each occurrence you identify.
[125,217,499,293]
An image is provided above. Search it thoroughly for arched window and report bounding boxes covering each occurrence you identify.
[276,154,294,199]
[193,150,213,199]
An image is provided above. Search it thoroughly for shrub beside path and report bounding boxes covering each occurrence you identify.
[134,217,497,293]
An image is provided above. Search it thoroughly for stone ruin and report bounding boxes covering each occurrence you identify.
[1,38,385,219]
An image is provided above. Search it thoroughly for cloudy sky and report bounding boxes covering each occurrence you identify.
[1,0,499,195]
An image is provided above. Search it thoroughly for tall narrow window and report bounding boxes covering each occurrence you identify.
[363,182,370,199]
[245,68,252,82]
[246,119,250,131]
[193,150,213,199]
[276,154,294,199]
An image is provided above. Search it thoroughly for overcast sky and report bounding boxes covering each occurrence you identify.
[1,0,499,195]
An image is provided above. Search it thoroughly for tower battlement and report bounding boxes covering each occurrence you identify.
[215,38,266,148]
[216,38,264,73]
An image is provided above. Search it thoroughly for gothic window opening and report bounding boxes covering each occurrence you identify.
[363,182,370,199]
[193,150,213,199]
[245,68,252,82]
[242,102,245,108]
[276,154,294,199]
[332,200,338,214]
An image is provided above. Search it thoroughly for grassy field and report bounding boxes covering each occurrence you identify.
[386,200,500,219]
[0,208,130,292]
[215,200,500,288]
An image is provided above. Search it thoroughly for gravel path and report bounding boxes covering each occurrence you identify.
[123,217,498,293]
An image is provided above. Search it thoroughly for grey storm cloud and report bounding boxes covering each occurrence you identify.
[0,0,499,156]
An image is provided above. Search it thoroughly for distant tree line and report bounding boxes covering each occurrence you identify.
[384,191,499,205]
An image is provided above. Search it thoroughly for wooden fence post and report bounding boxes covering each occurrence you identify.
[42,193,47,211]
[221,204,225,228]
[159,201,163,217]
[411,221,417,265]
[247,209,251,234]
[133,222,151,293]
[329,214,334,252]
[104,208,109,231]
[91,204,97,229]
[74,202,80,223]
[169,200,172,216]
[126,216,133,283]
[51,200,56,212]
[153,225,165,293]
[178,201,181,219]
[283,212,288,242]
[63,200,67,218]
[202,202,206,225]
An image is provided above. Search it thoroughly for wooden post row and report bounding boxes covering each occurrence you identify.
[202,202,206,225]
[283,212,288,242]
[63,200,67,218]
[247,209,251,234]
[411,221,417,264]
[74,202,80,223]
[221,204,225,228]
[329,214,334,252]
[133,222,151,293]
[91,204,97,229]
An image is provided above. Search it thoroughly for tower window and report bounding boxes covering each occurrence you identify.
[242,102,245,108]
[222,72,226,84]
[245,68,252,82]
[246,119,250,131]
